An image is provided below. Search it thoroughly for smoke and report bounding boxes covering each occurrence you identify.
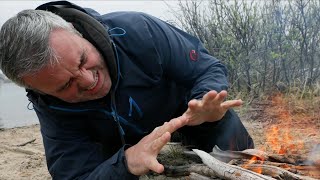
[306,144,320,165]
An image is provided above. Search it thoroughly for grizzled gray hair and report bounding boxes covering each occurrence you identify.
[0,9,81,88]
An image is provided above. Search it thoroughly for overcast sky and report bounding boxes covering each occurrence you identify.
[0,1,180,26]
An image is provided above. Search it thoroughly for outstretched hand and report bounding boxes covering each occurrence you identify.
[182,90,242,126]
[124,90,241,175]
[124,115,188,175]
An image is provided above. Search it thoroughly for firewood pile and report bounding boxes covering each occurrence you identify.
[156,144,320,180]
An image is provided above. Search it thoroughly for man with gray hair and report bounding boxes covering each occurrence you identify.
[0,1,253,179]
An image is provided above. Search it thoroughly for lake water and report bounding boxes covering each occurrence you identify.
[0,82,38,128]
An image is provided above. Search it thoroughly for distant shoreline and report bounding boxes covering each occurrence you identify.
[0,72,10,83]
[0,79,12,83]
[0,122,39,130]
[0,82,39,129]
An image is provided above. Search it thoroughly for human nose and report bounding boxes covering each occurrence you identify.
[77,68,95,90]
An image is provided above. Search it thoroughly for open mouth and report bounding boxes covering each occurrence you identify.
[87,70,98,91]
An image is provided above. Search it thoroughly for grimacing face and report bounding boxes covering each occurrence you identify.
[23,29,112,103]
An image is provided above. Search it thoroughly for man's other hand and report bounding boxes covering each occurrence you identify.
[124,115,188,175]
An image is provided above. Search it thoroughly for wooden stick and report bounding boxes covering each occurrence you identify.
[268,154,300,164]
[189,172,215,180]
[193,149,276,180]
[164,164,217,177]
[209,145,268,162]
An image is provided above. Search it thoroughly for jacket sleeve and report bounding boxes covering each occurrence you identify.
[131,13,229,100]
[32,105,138,180]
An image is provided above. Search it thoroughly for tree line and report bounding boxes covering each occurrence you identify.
[171,0,320,98]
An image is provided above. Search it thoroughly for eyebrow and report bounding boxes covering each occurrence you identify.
[55,50,87,93]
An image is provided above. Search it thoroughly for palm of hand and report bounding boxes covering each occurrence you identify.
[125,116,188,175]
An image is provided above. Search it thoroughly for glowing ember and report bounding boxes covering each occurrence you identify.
[242,156,263,174]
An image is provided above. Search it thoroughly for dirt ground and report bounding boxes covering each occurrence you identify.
[0,125,50,180]
[0,93,319,180]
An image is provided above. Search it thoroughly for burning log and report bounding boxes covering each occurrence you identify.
[230,159,320,179]
[240,164,317,180]
[268,153,304,165]
[210,145,318,166]
[229,159,297,170]
[193,149,276,180]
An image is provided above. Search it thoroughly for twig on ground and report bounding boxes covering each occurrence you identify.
[16,138,36,146]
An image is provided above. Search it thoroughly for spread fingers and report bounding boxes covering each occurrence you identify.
[221,99,243,109]
[153,116,187,138]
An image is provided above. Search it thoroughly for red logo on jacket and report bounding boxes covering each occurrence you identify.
[189,49,198,61]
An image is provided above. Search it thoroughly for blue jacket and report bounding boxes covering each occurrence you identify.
[27,5,229,180]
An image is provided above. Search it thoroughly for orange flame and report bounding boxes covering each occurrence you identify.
[242,93,320,178]
[265,93,305,155]
[242,156,263,174]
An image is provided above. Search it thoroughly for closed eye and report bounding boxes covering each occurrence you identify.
[57,78,73,92]
[64,79,73,89]
[56,48,87,93]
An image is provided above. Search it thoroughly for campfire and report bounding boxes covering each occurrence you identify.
[156,94,320,180]
[159,144,320,180]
